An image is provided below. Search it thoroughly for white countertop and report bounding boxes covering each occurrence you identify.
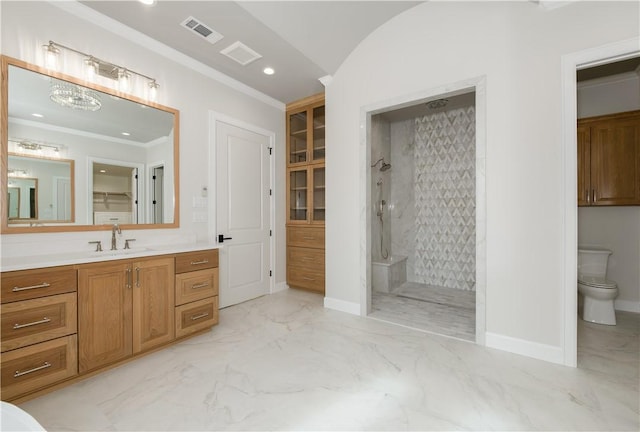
[1,241,221,272]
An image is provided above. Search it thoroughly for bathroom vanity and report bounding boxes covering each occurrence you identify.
[0,245,219,402]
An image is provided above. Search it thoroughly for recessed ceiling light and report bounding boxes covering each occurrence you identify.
[263,67,275,75]
[139,0,156,5]
[99,169,107,173]
[122,132,131,136]
[32,113,44,118]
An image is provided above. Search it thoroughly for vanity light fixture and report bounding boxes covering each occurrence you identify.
[41,40,160,102]
[17,141,60,153]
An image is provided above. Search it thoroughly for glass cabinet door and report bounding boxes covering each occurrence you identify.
[312,166,325,222]
[289,111,307,164]
[289,168,308,221]
[312,105,325,162]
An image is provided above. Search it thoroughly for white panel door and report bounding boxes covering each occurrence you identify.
[216,121,271,307]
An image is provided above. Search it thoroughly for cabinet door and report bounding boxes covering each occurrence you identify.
[288,110,308,165]
[590,118,640,205]
[311,165,325,223]
[132,257,175,353]
[288,167,309,222]
[311,105,325,162]
[577,125,591,206]
[78,261,132,373]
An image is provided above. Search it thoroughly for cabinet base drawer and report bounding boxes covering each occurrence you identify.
[175,268,218,306]
[175,250,219,274]
[287,266,325,293]
[1,292,77,353]
[1,266,77,304]
[175,297,218,339]
[1,335,78,401]
[287,226,325,248]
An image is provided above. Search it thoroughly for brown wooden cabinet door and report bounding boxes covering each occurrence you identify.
[78,261,132,373]
[590,118,640,205]
[132,257,175,353]
[577,125,591,206]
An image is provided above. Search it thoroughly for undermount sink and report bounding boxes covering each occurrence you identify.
[89,247,150,257]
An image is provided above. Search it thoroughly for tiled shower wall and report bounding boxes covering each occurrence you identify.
[390,105,476,291]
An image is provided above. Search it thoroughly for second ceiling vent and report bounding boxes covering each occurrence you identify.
[181,16,223,45]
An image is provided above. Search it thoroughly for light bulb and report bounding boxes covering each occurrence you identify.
[148,80,159,102]
[42,42,60,71]
[118,69,130,92]
[84,57,98,81]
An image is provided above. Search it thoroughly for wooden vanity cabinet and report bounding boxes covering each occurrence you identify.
[0,266,78,401]
[78,256,174,373]
[578,110,640,206]
[1,248,219,402]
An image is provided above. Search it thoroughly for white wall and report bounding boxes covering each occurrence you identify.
[325,1,639,359]
[0,1,287,287]
[577,72,640,313]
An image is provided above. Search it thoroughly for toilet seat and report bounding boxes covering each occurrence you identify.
[578,275,617,289]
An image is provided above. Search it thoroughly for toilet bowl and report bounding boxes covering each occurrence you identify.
[577,248,618,326]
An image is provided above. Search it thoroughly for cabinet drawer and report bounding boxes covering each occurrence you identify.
[175,250,219,274]
[1,293,77,353]
[175,268,218,306]
[175,297,219,338]
[287,226,325,248]
[1,266,77,304]
[287,247,325,270]
[287,266,325,293]
[1,335,78,401]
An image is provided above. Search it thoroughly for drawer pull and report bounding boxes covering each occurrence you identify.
[302,237,315,240]
[302,277,315,281]
[190,259,209,265]
[191,282,210,289]
[14,362,52,378]
[302,257,315,261]
[12,282,51,292]
[13,317,51,329]
[190,312,210,321]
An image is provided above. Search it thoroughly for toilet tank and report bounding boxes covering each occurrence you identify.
[578,247,612,278]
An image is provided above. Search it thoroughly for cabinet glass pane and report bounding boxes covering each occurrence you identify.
[312,167,325,222]
[312,106,325,161]
[290,169,307,221]
[289,111,307,164]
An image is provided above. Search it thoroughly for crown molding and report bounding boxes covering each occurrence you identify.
[49,1,285,111]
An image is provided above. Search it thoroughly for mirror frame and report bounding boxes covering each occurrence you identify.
[1,55,180,233]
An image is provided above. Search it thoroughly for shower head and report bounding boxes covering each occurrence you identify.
[371,157,391,172]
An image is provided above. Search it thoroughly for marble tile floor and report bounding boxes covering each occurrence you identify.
[370,282,476,341]
[17,289,639,431]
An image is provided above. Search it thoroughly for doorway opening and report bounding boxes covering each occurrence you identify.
[361,77,486,345]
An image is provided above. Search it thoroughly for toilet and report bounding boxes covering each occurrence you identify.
[577,247,618,325]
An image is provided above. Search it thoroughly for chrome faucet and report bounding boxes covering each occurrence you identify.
[111,224,121,250]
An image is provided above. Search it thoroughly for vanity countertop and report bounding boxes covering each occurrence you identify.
[1,241,221,272]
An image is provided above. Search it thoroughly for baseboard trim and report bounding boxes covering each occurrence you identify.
[485,332,565,365]
[272,282,289,294]
[323,297,360,316]
[615,299,640,313]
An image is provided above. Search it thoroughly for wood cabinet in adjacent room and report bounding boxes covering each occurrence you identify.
[286,93,326,293]
[578,110,640,206]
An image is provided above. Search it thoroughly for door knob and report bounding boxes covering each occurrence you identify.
[218,234,233,243]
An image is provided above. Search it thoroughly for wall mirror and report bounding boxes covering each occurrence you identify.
[1,56,180,233]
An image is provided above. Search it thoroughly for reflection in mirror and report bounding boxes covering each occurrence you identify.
[8,153,73,223]
[91,160,141,225]
[1,56,179,233]
[7,187,20,218]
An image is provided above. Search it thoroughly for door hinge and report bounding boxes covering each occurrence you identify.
[269,229,272,236]
[269,189,272,196]
[268,147,273,155]
[269,270,272,277]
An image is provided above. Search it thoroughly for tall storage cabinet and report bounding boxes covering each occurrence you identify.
[286,93,325,293]
[578,110,640,206]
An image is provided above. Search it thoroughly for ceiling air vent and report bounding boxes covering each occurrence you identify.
[220,41,262,66]
[180,16,223,45]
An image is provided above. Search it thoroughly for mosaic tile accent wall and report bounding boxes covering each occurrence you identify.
[414,106,476,290]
